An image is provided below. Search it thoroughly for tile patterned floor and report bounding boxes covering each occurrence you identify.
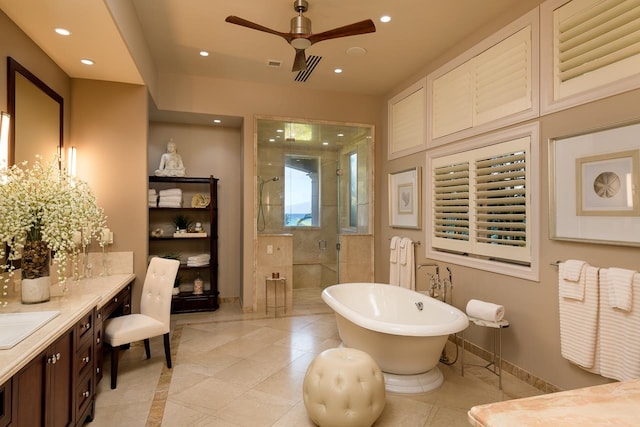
[88,288,542,426]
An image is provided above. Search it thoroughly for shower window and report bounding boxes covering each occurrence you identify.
[284,154,320,227]
[349,152,358,228]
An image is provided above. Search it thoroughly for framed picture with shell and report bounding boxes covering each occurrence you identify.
[549,121,640,246]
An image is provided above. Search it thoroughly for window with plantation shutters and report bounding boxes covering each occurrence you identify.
[427,124,539,280]
[541,0,640,113]
[428,10,538,146]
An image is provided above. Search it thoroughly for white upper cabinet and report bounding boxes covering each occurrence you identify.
[541,0,640,113]
[427,9,539,147]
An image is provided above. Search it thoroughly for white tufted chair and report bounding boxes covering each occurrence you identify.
[103,257,180,389]
[303,347,386,427]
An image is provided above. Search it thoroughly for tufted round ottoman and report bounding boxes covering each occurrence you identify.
[303,347,386,427]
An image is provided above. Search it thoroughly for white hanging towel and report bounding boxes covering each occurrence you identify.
[605,267,635,311]
[389,236,400,286]
[398,237,415,290]
[598,271,640,381]
[559,260,587,301]
[558,265,599,369]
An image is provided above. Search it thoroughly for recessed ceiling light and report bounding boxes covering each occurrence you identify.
[380,15,391,23]
[200,51,209,57]
[269,138,276,142]
[55,28,71,36]
[346,47,367,57]
[80,59,94,65]
[334,68,343,74]
[277,129,284,133]
[213,119,221,124]
[322,142,329,146]
[337,133,344,137]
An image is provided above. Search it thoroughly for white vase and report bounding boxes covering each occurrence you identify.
[21,276,51,304]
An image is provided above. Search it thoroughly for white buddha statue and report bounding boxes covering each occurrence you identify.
[155,139,186,177]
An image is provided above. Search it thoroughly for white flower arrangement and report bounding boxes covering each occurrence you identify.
[0,155,107,305]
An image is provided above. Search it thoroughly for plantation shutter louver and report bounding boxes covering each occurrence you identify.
[433,161,470,252]
[431,137,531,264]
[389,82,426,157]
[474,137,529,263]
[552,0,640,100]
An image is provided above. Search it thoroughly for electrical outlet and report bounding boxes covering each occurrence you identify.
[267,245,273,254]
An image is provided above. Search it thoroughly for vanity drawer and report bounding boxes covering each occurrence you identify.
[75,372,94,422]
[76,341,94,380]
[76,310,94,346]
[0,380,11,427]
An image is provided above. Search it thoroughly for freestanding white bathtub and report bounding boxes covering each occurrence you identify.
[322,283,469,393]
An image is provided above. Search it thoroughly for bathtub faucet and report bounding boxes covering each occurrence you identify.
[415,301,423,311]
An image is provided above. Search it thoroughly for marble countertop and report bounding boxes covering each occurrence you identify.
[468,378,640,426]
[0,273,135,385]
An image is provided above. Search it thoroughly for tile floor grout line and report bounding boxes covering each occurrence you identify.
[145,324,184,427]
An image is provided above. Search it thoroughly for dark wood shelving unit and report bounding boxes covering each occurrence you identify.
[148,175,219,313]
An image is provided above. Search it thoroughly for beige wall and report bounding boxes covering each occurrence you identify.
[147,122,242,299]
[375,3,640,392]
[70,79,148,310]
[152,72,382,309]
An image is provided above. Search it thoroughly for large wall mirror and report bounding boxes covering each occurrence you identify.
[7,57,63,165]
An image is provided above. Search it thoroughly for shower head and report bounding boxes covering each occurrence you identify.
[260,176,280,184]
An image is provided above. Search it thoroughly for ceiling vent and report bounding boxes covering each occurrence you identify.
[267,59,282,68]
[294,55,322,82]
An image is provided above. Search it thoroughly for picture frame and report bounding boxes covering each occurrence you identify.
[549,121,640,246]
[389,167,421,228]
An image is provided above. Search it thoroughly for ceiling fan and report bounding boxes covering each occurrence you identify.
[225,0,376,72]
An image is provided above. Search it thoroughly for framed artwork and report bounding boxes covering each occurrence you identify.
[389,167,421,228]
[549,121,640,246]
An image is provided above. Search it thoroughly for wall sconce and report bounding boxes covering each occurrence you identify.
[67,146,77,177]
[0,112,10,170]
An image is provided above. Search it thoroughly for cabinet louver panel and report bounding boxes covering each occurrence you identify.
[475,27,532,125]
[432,64,473,139]
[557,0,640,82]
[391,86,426,154]
[433,161,470,245]
[547,0,640,104]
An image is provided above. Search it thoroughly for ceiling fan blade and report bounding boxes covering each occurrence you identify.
[225,16,289,40]
[292,49,308,72]
[308,19,376,45]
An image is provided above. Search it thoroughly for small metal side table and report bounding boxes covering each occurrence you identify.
[461,316,510,390]
[265,277,286,317]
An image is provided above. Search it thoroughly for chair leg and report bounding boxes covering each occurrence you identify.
[110,345,120,389]
[163,333,172,368]
[144,339,151,359]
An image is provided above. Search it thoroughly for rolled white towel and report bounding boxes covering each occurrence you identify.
[466,299,505,322]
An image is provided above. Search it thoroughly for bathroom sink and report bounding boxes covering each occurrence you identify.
[0,311,60,350]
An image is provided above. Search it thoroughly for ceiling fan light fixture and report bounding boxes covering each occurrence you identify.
[290,37,311,49]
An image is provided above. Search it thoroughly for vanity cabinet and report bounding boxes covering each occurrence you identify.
[12,328,74,427]
[148,176,219,313]
[9,310,97,427]
[0,379,11,427]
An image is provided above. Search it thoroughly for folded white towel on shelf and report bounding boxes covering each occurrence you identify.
[159,188,182,197]
[559,261,588,301]
[562,260,587,281]
[148,189,157,195]
[603,268,635,312]
[466,299,505,322]
[159,195,182,203]
[187,254,210,267]
[158,201,182,208]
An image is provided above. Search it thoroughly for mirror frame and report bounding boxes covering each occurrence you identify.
[7,56,64,165]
